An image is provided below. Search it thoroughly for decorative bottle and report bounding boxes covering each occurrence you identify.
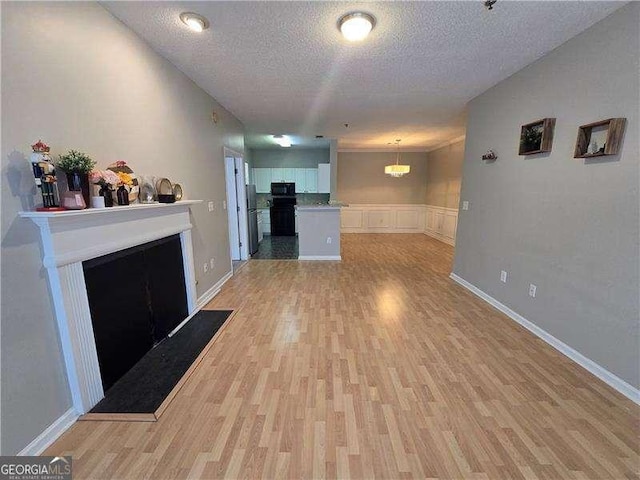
[99,185,113,207]
[116,185,129,206]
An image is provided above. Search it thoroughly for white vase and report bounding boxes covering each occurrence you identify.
[91,196,106,209]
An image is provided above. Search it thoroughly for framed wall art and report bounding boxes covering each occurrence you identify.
[519,118,556,155]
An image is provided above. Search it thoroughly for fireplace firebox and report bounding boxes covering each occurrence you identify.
[83,234,188,391]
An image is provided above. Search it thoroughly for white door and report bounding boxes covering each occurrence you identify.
[234,156,249,260]
[225,157,241,260]
[225,149,249,263]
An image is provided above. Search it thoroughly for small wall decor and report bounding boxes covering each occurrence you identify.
[519,118,556,155]
[482,150,498,161]
[573,118,626,158]
[30,140,63,211]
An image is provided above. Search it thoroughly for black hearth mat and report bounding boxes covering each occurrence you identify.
[87,309,233,416]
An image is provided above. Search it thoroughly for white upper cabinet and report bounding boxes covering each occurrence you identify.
[254,168,272,193]
[271,168,284,182]
[304,169,318,193]
[283,168,296,182]
[253,166,328,194]
[294,169,306,193]
[318,164,330,193]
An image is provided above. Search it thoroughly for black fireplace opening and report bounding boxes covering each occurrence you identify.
[83,234,188,392]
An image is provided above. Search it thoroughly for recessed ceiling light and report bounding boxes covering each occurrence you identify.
[180,12,209,33]
[338,12,375,42]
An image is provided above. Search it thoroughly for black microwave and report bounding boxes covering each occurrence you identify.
[271,182,295,196]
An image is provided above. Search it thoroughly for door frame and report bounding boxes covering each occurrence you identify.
[223,147,249,264]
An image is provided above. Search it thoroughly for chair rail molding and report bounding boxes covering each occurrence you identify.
[19,202,202,415]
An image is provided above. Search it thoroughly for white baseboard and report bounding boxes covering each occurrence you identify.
[450,273,640,405]
[18,408,78,456]
[298,255,342,261]
[196,270,233,310]
[423,230,455,246]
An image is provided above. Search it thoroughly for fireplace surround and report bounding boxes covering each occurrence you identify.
[19,201,201,414]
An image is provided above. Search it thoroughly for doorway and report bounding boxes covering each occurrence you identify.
[223,148,249,270]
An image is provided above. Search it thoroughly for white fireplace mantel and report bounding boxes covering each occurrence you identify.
[19,201,202,414]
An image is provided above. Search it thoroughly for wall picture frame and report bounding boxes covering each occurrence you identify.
[518,118,556,155]
[573,118,626,158]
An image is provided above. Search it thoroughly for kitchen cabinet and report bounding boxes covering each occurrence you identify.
[283,168,296,182]
[304,169,318,193]
[257,214,264,243]
[254,169,272,193]
[318,164,330,193]
[271,168,284,183]
[270,168,296,183]
[295,169,306,193]
[259,209,271,235]
[252,167,328,194]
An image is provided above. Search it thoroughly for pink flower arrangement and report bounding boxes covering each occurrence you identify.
[90,170,120,188]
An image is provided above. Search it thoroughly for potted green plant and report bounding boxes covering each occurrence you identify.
[57,150,96,206]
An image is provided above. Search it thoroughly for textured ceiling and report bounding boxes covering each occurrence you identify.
[103,1,624,150]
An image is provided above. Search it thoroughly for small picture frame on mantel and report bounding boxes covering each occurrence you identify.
[519,118,556,155]
[573,118,626,158]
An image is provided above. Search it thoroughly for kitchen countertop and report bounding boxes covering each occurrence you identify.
[295,205,343,211]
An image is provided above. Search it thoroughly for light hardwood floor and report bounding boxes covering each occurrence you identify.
[46,234,639,479]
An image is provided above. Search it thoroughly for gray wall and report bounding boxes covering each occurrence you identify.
[337,152,428,204]
[425,140,465,208]
[250,148,329,168]
[454,3,639,388]
[1,2,244,454]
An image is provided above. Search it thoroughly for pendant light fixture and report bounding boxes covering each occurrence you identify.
[385,139,410,177]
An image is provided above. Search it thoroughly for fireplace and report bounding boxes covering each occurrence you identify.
[20,202,201,414]
[84,234,188,391]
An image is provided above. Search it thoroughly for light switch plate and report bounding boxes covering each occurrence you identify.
[529,284,537,297]
[208,201,214,212]
[462,201,470,211]
[500,270,507,283]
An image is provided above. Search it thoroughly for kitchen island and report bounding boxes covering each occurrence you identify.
[296,205,342,260]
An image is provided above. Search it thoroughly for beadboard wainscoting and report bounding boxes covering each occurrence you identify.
[341,204,458,245]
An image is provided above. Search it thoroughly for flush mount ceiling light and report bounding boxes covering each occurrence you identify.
[180,12,209,32]
[338,12,376,42]
[273,135,292,148]
[385,139,410,177]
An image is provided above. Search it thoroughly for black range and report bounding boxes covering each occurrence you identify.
[270,182,296,236]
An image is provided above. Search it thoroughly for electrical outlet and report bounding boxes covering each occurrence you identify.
[500,270,508,283]
[326,237,332,244]
[208,201,214,212]
[203,263,208,274]
[462,200,470,211]
[210,257,215,269]
[529,284,537,298]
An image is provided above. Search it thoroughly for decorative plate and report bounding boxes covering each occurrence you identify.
[107,161,139,203]
[172,183,183,201]
[156,178,173,195]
